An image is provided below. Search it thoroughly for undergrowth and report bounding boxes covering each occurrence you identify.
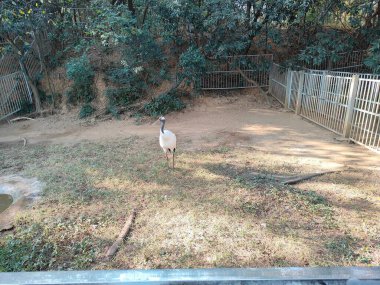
[144,90,186,117]
[65,54,96,118]
[0,223,95,272]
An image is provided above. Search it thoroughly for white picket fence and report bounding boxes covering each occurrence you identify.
[269,63,380,153]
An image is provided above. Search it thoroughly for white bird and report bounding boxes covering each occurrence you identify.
[159,116,176,168]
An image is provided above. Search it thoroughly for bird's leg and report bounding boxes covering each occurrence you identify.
[173,149,175,169]
[165,151,169,165]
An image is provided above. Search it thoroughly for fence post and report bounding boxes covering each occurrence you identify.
[284,69,292,109]
[295,71,305,115]
[343,74,359,138]
[268,65,272,94]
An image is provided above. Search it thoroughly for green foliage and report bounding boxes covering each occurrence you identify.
[17,99,34,115]
[299,31,354,66]
[364,39,380,74]
[144,91,186,117]
[0,222,95,272]
[66,55,95,105]
[0,224,57,272]
[325,236,356,261]
[105,88,139,106]
[79,103,96,119]
[105,87,140,118]
[178,46,206,85]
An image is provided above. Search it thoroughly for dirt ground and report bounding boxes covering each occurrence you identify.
[0,90,380,270]
[1,91,379,170]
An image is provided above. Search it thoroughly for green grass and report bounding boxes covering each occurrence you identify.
[0,139,379,270]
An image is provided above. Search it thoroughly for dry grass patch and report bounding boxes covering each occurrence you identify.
[0,139,379,270]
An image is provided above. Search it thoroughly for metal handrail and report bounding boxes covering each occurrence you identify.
[0,267,379,284]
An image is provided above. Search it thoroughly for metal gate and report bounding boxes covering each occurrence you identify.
[0,71,33,120]
[200,54,273,90]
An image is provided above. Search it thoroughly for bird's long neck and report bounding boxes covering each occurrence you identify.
[160,120,165,134]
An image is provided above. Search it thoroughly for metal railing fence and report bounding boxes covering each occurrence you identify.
[200,54,273,89]
[269,63,380,153]
[299,50,368,72]
[0,267,379,285]
[350,78,380,150]
[0,31,50,120]
[0,71,33,120]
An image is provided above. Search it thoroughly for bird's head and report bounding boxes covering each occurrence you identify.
[159,116,166,122]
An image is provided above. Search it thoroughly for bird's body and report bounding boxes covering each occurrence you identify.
[159,129,176,152]
[159,117,176,168]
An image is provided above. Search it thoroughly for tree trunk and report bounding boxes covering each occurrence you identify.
[245,1,252,27]
[19,60,42,113]
[141,3,149,26]
[128,0,135,16]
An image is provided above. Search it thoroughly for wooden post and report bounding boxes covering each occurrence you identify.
[296,71,305,115]
[343,74,359,138]
[284,69,292,109]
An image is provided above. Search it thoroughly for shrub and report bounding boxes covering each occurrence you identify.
[105,88,140,107]
[105,87,141,118]
[178,46,206,86]
[144,90,186,117]
[66,55,95,104]
[79,103,96,119]
[17,99,34,115]
[364,39,380,74]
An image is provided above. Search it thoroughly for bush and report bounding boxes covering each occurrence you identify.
[105,88,141,118]
[105,88,140,107]
[364,39,380,74]
[65,55,95,104]
[17,99,34,115]
[178,46,206,85]
[144,90,186,117]
[79,103,96,119]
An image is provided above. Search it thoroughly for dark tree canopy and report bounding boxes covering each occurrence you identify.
[1,0,379,114]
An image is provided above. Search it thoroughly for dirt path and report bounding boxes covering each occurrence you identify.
[1,93,379,170]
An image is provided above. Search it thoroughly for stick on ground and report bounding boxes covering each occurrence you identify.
[105,209,136,260]
[281,171,339,185]
[248,170,341,185]
[9,117,35,123]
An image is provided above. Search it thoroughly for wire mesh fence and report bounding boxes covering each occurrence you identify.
[299,50,368,72]
[200,54,273,89]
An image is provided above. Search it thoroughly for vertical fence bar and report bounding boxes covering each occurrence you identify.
[296,71,305,115]
[343,75,360,138]
[284,69,292,109]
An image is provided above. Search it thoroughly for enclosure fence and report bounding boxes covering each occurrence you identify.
[0,71,33,120]
[299,50,368,73]
[269,63,380,153]
[200,54,273,89]
[0,31,49,120]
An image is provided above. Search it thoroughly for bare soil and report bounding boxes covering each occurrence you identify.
[1,90,379,170]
